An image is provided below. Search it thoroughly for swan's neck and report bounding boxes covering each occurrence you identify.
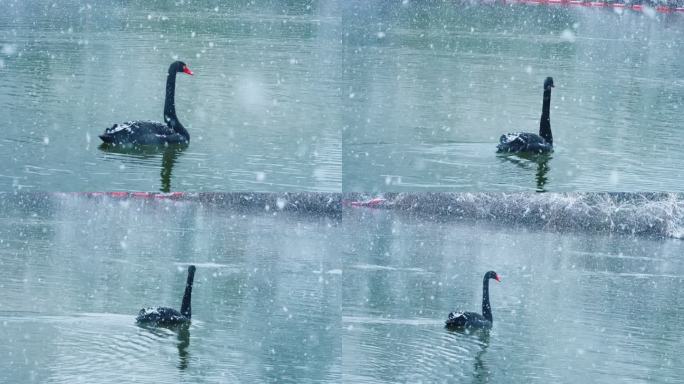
[163,72,178,123]
[180,269,195,318]
[163,72,190,140]
[482,277,492,322]
[539,88,552,145]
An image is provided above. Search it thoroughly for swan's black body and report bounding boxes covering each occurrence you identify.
[497,77,554,154]
[100,61,193,146]
[446,271,500,330]
[137,265,196,326]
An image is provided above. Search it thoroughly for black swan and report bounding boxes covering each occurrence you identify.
[137,265,196,326]
[445,271,500,329]
[100,61,193,146]
[497,77,554,154]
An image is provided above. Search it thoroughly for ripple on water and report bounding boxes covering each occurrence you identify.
[342,313,493,382]
[350,264,429,274]
[1,312,191,383]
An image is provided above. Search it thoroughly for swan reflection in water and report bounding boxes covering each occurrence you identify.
[498,152,552,192]
[176,324,191,370]
[446,327,491,383]
[137,323,191,370]
[98,143,185,192]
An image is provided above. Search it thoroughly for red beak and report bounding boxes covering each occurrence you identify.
[183,66,194,76]
[495,274,501,282]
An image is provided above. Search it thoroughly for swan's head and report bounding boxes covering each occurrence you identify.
[187,265,196,281]
[485,271,501,282]
[170,61,194,76]
[544,77,554,90]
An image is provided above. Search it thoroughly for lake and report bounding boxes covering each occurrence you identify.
[342,2,684,192]
[2,2,682,192]
[342,204,684,383]
[0,193,342,383]
[0,0,342,192]
[2,192,682,382]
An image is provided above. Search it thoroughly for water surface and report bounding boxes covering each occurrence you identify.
[0,193,342,383]
[342,3,684,191]
[0,0,341,191]
[342,208,684,383]
[2,192,683,382]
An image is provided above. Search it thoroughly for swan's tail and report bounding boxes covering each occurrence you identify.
[99,123,129,143]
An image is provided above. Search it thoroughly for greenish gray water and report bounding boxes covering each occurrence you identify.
[1,193,683,382]
[342,208,684,383]
[342,3,684,192]
[2,2,682,192]
[0,0,341,192]
[0,194,342,383]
